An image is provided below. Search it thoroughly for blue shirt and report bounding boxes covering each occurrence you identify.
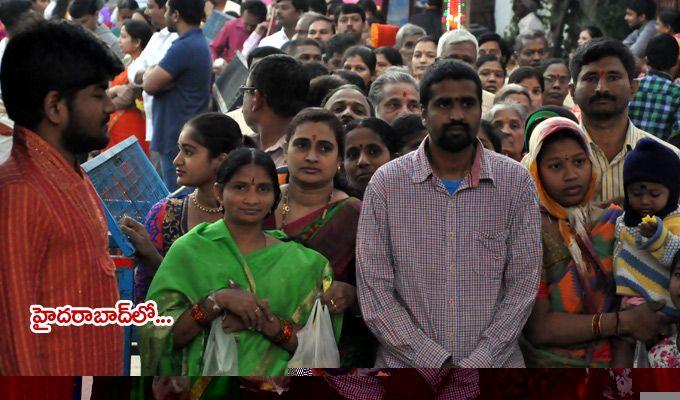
[152,28,211,154]
[441,178,462,195]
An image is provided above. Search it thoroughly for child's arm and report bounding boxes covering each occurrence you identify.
[638,216,680,267]
[611,336,635,368]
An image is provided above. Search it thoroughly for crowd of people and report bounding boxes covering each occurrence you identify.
[0,0,679,398]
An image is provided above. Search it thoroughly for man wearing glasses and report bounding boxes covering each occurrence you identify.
[539,58,571,107]
[240,54,309,167]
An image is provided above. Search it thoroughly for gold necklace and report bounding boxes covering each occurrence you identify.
[190,189,224,214]
[280,187,333,227]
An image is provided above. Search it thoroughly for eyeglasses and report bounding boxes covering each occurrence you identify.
[238,85,257,94]
[543,76,570,85]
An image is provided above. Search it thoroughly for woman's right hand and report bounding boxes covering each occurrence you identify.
[623,300,673,342]
[214,289,274,332]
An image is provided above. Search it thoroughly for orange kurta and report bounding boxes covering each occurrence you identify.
[106,68,149,155]
[0,127,123,375]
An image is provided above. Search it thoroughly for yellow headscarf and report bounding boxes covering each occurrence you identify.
[523,117,600,275]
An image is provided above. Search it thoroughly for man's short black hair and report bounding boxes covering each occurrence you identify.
[307,74,347,107]
[167,0,204,25]
[0,0,33,31]
[249,54,309,117]
[1,20,123,130]
[627,0,656,21]
[336,4,365,22]
[358,0,377,15]
[420,59,482,108]
[508,66,544,91]
[283,38,324,56]
[117,0,139,10]
[324,32,356,60]
[539,58,570,78]
[477,31,510,62]
[241,0,267,21]
[302,61,329,81]
[308,0,327,15]
[570,37,636,82]
[374,46,403,66]
[247,46,284,68]
[278,0,308,13]
[646,34,680,71]
[331,69,366,92]
[68,0,100,18]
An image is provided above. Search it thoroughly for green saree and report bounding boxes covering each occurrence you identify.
[139,219,342,376]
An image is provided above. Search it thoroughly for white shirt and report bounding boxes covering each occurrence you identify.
[127,28,178,141]
[257,29,292,50]
[0,38,8,99]
[225,1,240,15]
[518,12,545,35]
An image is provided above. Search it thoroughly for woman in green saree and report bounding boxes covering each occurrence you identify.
[139,147,341,380]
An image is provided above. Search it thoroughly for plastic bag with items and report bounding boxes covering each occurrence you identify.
[287,297,340,369]
[202,317,239,375]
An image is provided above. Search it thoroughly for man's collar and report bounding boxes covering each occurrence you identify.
[582,118,636,150]
[411,137,494,187]
[647,69,673,81]
[263,133,287,153]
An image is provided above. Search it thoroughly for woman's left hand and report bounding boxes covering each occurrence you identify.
[321,281,356,314]
[221,313,246,333]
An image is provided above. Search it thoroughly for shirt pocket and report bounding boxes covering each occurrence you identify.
[471,229,509,281]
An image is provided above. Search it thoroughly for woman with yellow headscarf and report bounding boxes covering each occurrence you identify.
[520,117,670,368]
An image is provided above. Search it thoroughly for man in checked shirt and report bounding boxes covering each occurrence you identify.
[356,59,542,377]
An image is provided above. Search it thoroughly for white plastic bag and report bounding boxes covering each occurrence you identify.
[202,317,239,375]
[633,340,650,368]
[287,298,340,368]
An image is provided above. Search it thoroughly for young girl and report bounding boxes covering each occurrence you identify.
[120,113,244,302]
[411,36,437,82]
[649,252,680,367]
[613,138,680,365]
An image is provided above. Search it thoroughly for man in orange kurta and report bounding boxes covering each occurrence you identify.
[0,20,124,375]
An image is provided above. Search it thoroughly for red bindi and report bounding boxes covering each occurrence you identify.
[402,91,409,98]
[312,134,317,141]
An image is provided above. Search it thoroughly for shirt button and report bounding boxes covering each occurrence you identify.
[449,300,454,305]
[449,232,455,240]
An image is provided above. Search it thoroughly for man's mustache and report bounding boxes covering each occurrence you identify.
[589,93,617,103]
